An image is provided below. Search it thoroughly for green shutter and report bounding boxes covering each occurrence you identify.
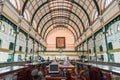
[107,42,113,50]
[19,46,22,52]
[99,45,103,52]
[9,42,14,50]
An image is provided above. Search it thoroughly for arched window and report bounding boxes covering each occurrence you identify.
[9,0,17,8]
[92,10,98,21]
[108,28,113,35]
[9,28,14,36]
[94,11,98,20]
[9,0,21,10]
[105,0,113,8]
[100,34,102,39]
[23,10,30,22]
[33,20,37,30]
[117,24,120,31]
[23,12,28,21]
[2,24,5,32]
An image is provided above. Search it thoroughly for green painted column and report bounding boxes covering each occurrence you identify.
[86,40,89,61]
[33,40,35,61]
[93,35,97,62]
[12,29,19,62]
[43,46,44,54]
[25,34,29,61]
[36,43,39,56]
[82,43,84,62]
[77,46,79,55]
[83,43,84,55]
[103,28,110,62]
[40,44,42,54]
[79,46,81,59]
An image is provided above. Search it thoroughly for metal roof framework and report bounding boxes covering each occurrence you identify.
[21,0,100,40]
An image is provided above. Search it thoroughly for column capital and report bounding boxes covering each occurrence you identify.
[26,37,29,41]
[98,15,103,22]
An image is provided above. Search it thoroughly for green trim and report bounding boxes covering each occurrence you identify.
[105,15,120,31]
[19,29,27,37]
[77,15,120,47]
[94,29,102,37]
[25,35,28,60]
[104,30,110,62]
[0,15,27,36]
[0,15,17,31]
[93,34,97,61]
[12,33,18,62]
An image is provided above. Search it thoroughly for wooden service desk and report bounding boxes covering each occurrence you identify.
[0,66,27,76]
[0,66,28,80]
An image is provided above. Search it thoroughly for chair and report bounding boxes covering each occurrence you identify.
[31,68,39,80]
[89,67,103,80]
[105,73,111,80]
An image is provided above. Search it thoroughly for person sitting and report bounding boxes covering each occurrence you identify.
[31,66,45,80]
[63,57,71,66]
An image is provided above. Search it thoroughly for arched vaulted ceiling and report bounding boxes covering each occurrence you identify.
[21,0,100,41]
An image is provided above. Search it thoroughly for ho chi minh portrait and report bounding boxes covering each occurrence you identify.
[56,37,65,48]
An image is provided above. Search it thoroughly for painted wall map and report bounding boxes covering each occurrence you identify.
[56,37,65,48]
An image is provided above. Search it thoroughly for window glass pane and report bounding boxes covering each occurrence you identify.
[24,12,28,20]
[2,24,5,32]
[117,24,120,31]
[9,28,13,35]
[9,0,17,8]
[105,0,112,8]
[107,42,113,50]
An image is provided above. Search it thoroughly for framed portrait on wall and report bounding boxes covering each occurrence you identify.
[56,37,65,48]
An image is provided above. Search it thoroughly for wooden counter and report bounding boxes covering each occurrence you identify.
[0,66,27,77]
[76,62,120,75]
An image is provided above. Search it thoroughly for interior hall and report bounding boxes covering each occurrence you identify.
[0,0,120,80]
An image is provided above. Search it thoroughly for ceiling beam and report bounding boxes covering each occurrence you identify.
[21,0,29,15]
[93,0,100,15]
